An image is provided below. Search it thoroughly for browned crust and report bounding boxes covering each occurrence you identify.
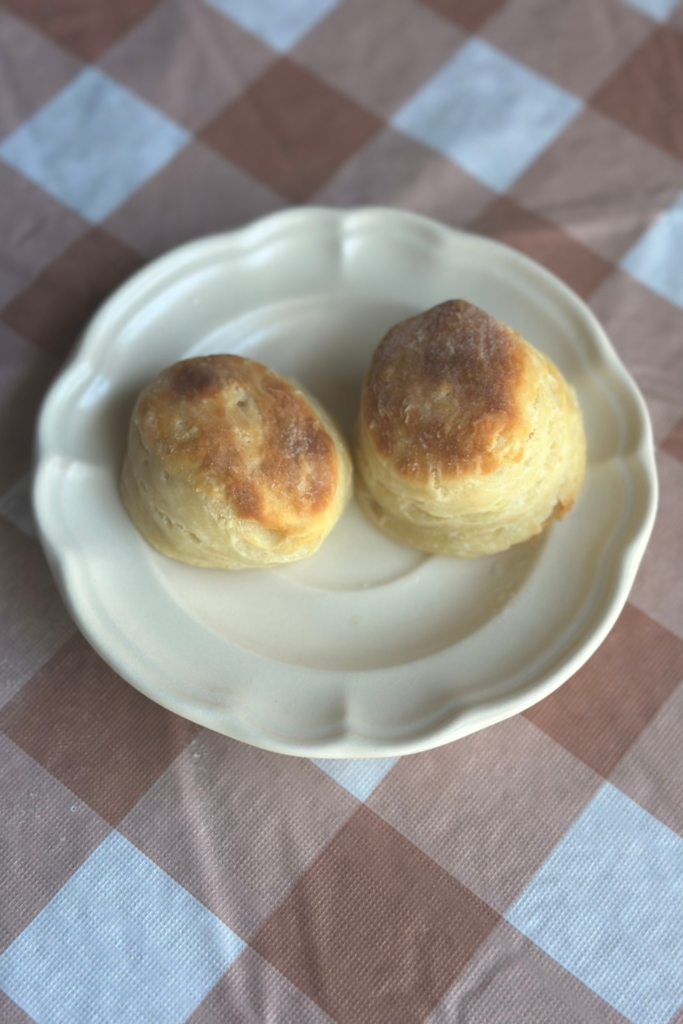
[137,355,338,530]
[362,300,537,478]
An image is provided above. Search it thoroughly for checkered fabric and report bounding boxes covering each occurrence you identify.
[1,0,683,1020]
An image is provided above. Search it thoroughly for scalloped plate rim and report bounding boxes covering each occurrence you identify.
[32,207,658,757]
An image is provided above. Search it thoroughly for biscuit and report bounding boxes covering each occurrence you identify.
[121,355,352,569]
[355,300,586,558]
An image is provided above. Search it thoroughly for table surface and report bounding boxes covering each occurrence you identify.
[1,1,683,1022]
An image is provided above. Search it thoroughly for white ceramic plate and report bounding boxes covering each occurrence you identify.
[34,208,657,758]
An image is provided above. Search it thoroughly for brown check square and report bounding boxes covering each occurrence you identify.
[472,196,613,298]
[593,26,683,164]
[252,805,500,1024]
[293,0,465,118]
[0,517,75,709]
[0,633,199,825]
[0,990,35,1024]
[105,142,284,259]
[525,603,683,777]
[590,269,683,407]
[0,732,109,953]
[369,715,601,913]
[2,0,162,60]
[0,8,82,141]
[612,680,683,840]
[188,947,333,1024]
[121,730,358,940]
[662,416,683,464]
[432,919,630,1023]
[482,0,652,98]
[511,109,683,262]
[101,0,274,132]
[201,60,382,202]
[646,395,683,445]
[419,0,507,31]
[1,229,144,362]
[0,325,56,495]
[0,163,87,311]
[314,126,494,226]
[629,452,683,644]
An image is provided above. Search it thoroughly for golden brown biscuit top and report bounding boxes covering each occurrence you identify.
[362,300,539,479]
[136,355,338,531]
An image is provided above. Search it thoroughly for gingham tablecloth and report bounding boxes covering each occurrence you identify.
[1,0,683,1021]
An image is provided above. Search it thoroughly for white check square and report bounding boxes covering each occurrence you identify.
[311,757,399,801]
[623,0,680,22]
[0,69,189,223]
[0,832,244,1024]
[507,783,683,1024]
[621,191,683,311]
[206,0,341,51]
[392,38,582,192]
